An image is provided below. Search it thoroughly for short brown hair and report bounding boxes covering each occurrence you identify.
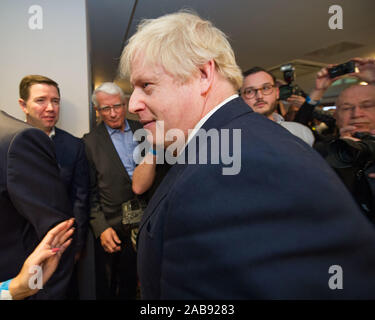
[19,75,60,101]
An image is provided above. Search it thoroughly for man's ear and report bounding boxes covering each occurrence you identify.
[199,59,215,96]
[275,86,280,101]
[18,98,28,115]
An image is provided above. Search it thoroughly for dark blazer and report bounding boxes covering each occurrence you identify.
[52,127,89,251]
[137,97,375,299]
[0,111,75,299]
[83,120,143,238]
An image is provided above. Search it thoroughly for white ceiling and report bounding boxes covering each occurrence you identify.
[87,0,375,96]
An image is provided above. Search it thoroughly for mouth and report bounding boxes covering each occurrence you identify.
[350,121,369,126]
[140,119,156,128]
[254,102,266,107]
[42,116,55,121]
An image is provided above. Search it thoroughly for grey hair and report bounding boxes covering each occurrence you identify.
[92,82,126,107]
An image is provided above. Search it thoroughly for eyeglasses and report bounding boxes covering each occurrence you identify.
[242,84,275,99]
[97,103,124,114]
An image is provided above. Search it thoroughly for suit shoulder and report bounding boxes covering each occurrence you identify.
[8,127,55,157]
[55,127,82,144]
[82,123,103,141]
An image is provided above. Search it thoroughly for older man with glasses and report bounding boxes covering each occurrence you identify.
[83,82,143,300]
[241,67,315,146]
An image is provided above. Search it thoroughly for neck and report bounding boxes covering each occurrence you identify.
[200,78,237,119]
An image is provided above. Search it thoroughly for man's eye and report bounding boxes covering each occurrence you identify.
[361,104,375,109]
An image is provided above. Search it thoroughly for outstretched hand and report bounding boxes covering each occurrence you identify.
[9,218,75,300]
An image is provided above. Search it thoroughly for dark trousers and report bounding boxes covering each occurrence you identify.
[94,230,137,300]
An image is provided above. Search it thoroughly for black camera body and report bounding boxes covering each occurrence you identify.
[328,132,375,168]
[279,64,306,100]
[328,60,355,79]
[326,133,375,218]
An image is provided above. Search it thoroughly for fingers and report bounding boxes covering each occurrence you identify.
[287,95,305,107]
[352,57,375,65]
[339,125,357,138]
[368,173,375,179]
[49,218,75,248]
[101,228,122,253]
[57,238,73,256]
[317,67,329,78]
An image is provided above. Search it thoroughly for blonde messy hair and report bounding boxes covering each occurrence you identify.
[119,10,243,91]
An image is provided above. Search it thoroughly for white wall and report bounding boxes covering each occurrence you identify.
[0,0,91,137]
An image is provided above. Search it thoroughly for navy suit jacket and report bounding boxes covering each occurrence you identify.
[137,97,375,299]
[0,111,75,299]
[52,127,89,252]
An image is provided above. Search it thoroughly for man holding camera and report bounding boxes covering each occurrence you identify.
[313,58,375,223]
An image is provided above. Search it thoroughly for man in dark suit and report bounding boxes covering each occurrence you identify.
[119,11,375,299]
[18,75,90,298]
[0,110,74,299]
[83,82,142,299]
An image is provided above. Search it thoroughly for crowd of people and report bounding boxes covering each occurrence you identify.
[1,10,375,300]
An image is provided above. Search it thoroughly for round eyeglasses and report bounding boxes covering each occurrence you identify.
[242,84,275,99]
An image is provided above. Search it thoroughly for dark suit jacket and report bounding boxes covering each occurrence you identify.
[137,97,375,299]
[52,127,89,252]
[0,111,75,299]
[83,120,143,238]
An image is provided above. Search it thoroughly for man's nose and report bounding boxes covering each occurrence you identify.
[109,107,117,117]
[352,105,364,118]
[255,89,264,99]
[45,101,54,111]
[128,89,144,114]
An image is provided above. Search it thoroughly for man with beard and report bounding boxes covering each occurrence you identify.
[241,67,315,146]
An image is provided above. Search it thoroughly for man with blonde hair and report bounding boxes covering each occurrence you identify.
[120,11,375,299]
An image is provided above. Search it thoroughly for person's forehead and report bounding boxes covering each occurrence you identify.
[243,71,274,88]
[29,83,59,96]
[130,58,165,85]
[96,92,122,104]
[338,85,375,105]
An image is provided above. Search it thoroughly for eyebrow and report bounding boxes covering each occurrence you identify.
[244,83,273,89]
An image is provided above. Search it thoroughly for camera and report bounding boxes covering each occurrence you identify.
[278,64,306,100]
[327,133,375,168]
[328,60,355,79]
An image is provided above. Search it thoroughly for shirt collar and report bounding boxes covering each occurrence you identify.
[176,94,238,156]
[48,127,56,139]
[186,94,239,145]
[105,119,130,135]
[272,113,285,124]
